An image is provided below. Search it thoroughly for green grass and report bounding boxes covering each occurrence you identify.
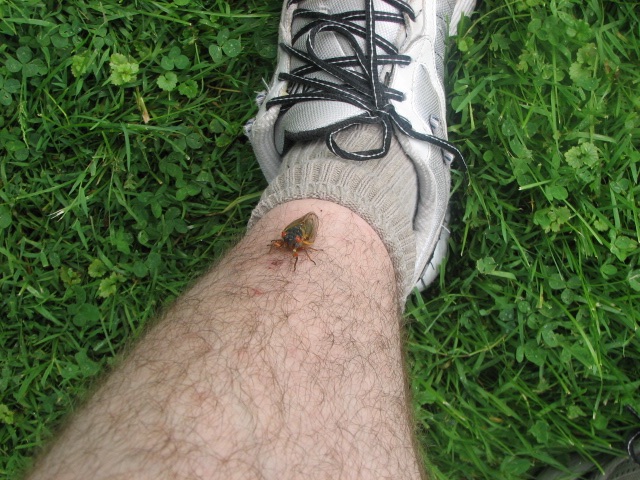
[407,1,640,478]
[0,0,638,479]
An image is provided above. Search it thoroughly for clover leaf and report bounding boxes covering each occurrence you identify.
[161,46,190,70]
[4,46,47,78]
[157,72,178,92]
[0,76,20,106]
[178,79,198,98]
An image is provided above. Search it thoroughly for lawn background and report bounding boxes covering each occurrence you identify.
[1,1,638,479]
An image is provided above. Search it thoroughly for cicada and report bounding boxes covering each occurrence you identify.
[269,212,319,270]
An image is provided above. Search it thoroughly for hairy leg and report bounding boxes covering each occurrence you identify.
[28,199,423,480]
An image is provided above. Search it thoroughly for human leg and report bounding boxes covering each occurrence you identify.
[27,199,423,480]
[28,0,480,477]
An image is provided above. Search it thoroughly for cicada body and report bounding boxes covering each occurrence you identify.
[269,212,319,270]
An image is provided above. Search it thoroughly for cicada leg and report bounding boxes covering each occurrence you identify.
[291,249,316,272]
[302,248,317,266]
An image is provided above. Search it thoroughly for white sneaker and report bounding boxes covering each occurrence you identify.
[246,0,476,291]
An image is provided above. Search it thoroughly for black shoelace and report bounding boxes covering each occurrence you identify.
[267,0,464,164]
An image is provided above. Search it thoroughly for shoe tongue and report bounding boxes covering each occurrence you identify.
[275,0,404,153]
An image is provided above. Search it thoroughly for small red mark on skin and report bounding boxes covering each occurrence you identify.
[269,259,284,269]
[248,287,264,296]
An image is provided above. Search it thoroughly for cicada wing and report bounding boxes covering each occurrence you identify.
[300,212,319,243]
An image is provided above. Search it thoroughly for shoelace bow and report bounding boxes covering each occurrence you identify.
[267,0,464,163]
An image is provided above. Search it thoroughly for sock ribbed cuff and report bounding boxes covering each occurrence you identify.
[248,159,416,300]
